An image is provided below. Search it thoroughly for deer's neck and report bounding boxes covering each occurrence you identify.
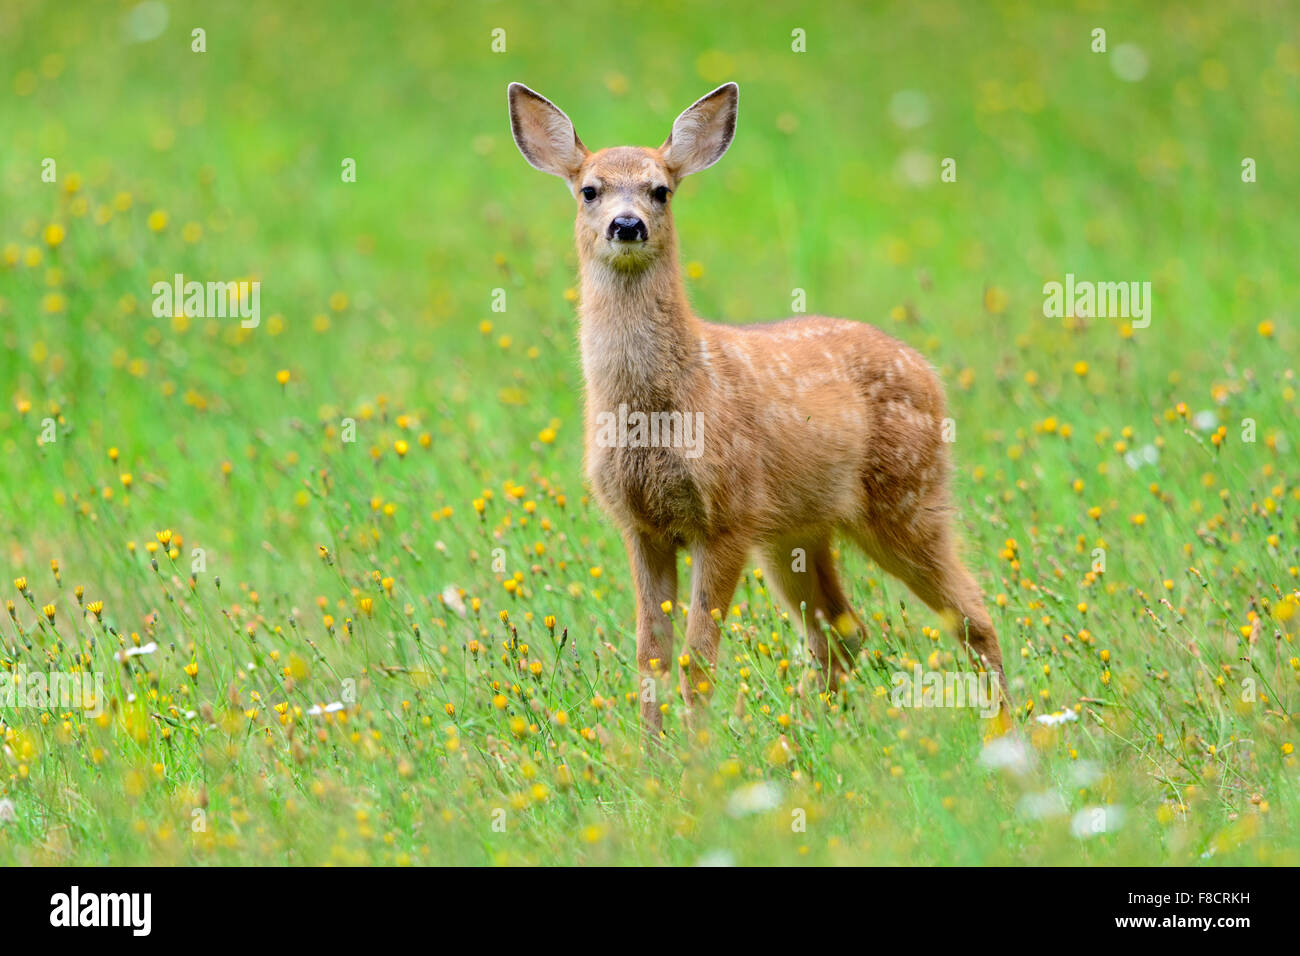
[577,248,699,410]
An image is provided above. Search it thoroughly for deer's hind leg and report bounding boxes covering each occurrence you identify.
[853,503,1008,694]
[760,534,865,688]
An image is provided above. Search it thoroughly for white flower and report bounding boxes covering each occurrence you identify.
[1193,410,1218,431]
[1068,760,1103,787]
[696,849,735,867]
[726,782,783,818]
[1110,44,1149,83]
[1071,804,1126,838]
[1017,791,1068,820]
[0,798,15,823]
[1035,707,1078,726]
[117,642,157,661]
[441,585,466,617]
[306,701,345,716]
[978,735,1034,775]
[1124,443,1160,470]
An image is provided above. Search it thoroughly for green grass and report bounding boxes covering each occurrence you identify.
[1,0,1298,865]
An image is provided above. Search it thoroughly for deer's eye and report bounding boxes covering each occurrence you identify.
[580,186,598,202]
[651,185,670,203]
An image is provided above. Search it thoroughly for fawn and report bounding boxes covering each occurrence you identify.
[508,81,1009,743]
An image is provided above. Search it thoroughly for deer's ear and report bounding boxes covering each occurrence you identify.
[508,83,589,182]
[661,82,738,179]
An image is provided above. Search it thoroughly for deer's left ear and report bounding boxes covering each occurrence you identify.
[661,82,738,179]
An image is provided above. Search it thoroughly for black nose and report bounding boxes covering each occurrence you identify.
[608,216,647,241]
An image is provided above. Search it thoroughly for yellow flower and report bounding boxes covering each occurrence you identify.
[1073,360,1089,377]
[44,224,66,247]
[275,369,291,386]
[147,210,169,232]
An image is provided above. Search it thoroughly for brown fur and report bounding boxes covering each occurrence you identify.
[508,82,1009,744]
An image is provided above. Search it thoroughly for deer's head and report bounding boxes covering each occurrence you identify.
[508,82,738,272]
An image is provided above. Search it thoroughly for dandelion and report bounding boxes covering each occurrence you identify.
[44,224,65,247]
[276,369,291,386]
[147,210,168,232]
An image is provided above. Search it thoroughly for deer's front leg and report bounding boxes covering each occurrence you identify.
[680,535,747,729]
[626,530,678,748]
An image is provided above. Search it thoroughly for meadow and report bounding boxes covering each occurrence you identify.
[1,0,1298,865]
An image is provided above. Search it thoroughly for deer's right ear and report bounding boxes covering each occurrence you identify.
[508,83,589,182]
